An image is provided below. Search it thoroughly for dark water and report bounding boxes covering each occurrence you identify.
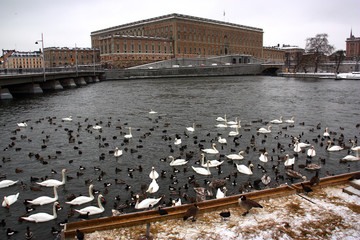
[0,76,359,239]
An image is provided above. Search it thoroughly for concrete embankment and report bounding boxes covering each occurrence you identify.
[105,64,263,80]
[279,72,336,79]
[62,171,359,239]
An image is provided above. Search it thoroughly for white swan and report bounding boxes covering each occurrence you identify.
[294,141,302,153]
[270,116,283,124]
[216,187,227,199]
[146,179,159,193]
[228,126,239,137]
[226,151,245,160]
[285,117,295,124]
[323,127,330,137]
[22,201,60,223]
[227,117,238,125]
[200,153,223,167]
[169,156,188,166]
[284,154,295,167]
[192,160,211,175]
[217,137,227,144]
[149,109,157,114]
[27,185,59,205]
[17,122,27,127]
[36,169,67,187]
[62,116,72,121]
[202,143,219,154]
[351,140,360,151]
[215,121,227,128]
[295,138,311,148]
[327,141,343,151]
[174,138,182,145]
[186,123,195,132]
[114,147,123,157]
[229,120,241,129]
[75,194,105,215]
[257,126,272,134]
[342,149,360,161]
[307,146,316,158]
[149,167,159,179]
[236,163,253,175]
[0,180,18,189]
[124,127,132,139]
[135,194,163,209]
[259,152,268,163]
[92,125,102,130]
[2,193,19,208]
[216,114,226,122]
[66,184,95,205]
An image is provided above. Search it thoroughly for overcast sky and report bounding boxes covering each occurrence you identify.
[1,0,359,52]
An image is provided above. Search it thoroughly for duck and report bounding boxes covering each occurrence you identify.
[92,125,102,130]
[134,194,163,210]
[124,127,132,139]
[146,179,159,194]
[351,140,360,151]
[172,198,182,206]
[2,193,19,208]
[323,127,330,137]
[186,123,195,132]
[285,117,295,124]
[22,201,60,223]
[62,116,72,121]
[307,146,316,158]
[183,204,199,221]
[305,163,322,171]
[26,185,59,205]
[149,167,159,179]
[284,154,295,167]
[17,122,27,127]
[238,195,263,216]
[202,143,219,154]
[327,141,343,152]
[216,114,226,122]
[169,156,188,166]
[261,174,271,185]
[0,180,18,189]
[216,187,227,199]
[65,184,95,205]
[226,151,245,160]
[192,160,211,175]
[228,127,239,137]
[174,138,182,145]
[36,169,67,187]
[257,126,272,134]
[259,152,268,163]
[285,169,302,179]
[114,147,123,157]
[217,137,227,144]
[236,164,253,175]
[75,194,105,216]
[200,154,223,167]
[270,116,283,124]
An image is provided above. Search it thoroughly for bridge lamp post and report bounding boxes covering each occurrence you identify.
[35,33,46,82]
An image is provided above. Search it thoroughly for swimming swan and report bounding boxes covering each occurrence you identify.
[75,194,105,216]
[36,169,67,187]
[169,156,188,166]
[192,160,211,175]
[65,184,95,205]
[22,201,60,223]
[27,185,59,205]
[2,193,19,208]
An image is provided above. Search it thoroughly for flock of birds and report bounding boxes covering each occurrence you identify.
[0,111,360,238]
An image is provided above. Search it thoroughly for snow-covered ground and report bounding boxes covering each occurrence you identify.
[86,185,360,240]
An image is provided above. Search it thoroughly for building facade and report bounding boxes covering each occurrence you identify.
[91,13,264,68]
[346,30,360,59]
[1,49,43,69]
[43,47,100,68]
[262,46,285,62]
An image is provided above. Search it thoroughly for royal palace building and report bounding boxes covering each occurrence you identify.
[91,13,264,68]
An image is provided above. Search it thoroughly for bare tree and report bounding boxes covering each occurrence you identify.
[332,50,345,73]
[305,33,334,73]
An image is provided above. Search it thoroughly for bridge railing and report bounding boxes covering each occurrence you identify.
[0,66,103,76]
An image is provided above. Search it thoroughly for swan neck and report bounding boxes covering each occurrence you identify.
[98,196,104,210]
[89,186,94,198]
[61,170,66,184]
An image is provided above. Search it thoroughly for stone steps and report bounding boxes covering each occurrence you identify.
[343,179,360,197]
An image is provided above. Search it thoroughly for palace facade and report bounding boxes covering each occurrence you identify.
[1,49,43,69]
[91,13,264,68]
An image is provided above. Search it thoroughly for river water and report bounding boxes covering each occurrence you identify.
[0,75,359,239]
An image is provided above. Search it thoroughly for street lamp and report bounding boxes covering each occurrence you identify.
[35,33,46,81]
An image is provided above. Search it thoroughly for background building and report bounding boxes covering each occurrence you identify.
[1,49,43,69]
[91,13,264,68]
[346,30,360,59]
[44,47,100,68]
[263,46,285,62]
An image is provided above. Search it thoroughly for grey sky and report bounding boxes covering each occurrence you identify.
[1,0,359,52]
